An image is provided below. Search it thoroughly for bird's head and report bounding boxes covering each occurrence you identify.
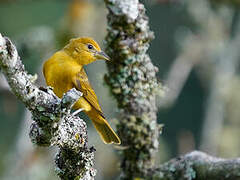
[63,37,110,65]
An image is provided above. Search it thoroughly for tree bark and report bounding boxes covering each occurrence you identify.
[104,0,161,179]
[149,151,240,180]
[0,34,96,180]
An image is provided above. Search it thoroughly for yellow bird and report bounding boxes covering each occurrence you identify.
[43,37,121,144]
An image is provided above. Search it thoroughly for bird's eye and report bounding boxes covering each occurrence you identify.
[88,44,93,50]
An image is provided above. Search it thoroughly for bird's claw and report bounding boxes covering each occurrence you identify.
[72,108,84,116]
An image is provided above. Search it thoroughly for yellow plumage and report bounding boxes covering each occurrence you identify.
[43,37,121,144]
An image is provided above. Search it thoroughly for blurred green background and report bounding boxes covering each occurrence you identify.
[1,0,240,179]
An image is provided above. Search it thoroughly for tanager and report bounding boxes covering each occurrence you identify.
[43,37,121,144]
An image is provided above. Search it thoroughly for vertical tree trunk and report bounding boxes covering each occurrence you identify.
[104,0,161,179]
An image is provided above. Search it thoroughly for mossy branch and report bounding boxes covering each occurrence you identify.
[0,34,96,180]
[104,0,161,179]
[149,151,240,180]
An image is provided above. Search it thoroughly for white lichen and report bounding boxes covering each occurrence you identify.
[108,0,139,22]
[0,34,96,179]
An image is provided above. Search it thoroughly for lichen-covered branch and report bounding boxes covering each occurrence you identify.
[104,0,161,179]
[0,34,96,180]
[149,151,240,180]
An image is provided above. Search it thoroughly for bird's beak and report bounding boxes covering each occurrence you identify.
[95,51,110,61]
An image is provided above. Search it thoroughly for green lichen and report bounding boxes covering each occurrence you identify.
[104,0,163,179]
[37,106,45,112]
[169,164,176,172]
[184,165,196,180]
[55,147,95,179]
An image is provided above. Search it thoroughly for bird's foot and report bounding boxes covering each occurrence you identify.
[72,108,84,116]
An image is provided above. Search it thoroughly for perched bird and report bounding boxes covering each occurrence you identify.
[43,37,121,144]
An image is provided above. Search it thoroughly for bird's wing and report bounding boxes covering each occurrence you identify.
[73,68,105,118]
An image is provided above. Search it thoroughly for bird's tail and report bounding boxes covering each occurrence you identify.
[86,110,121,144]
